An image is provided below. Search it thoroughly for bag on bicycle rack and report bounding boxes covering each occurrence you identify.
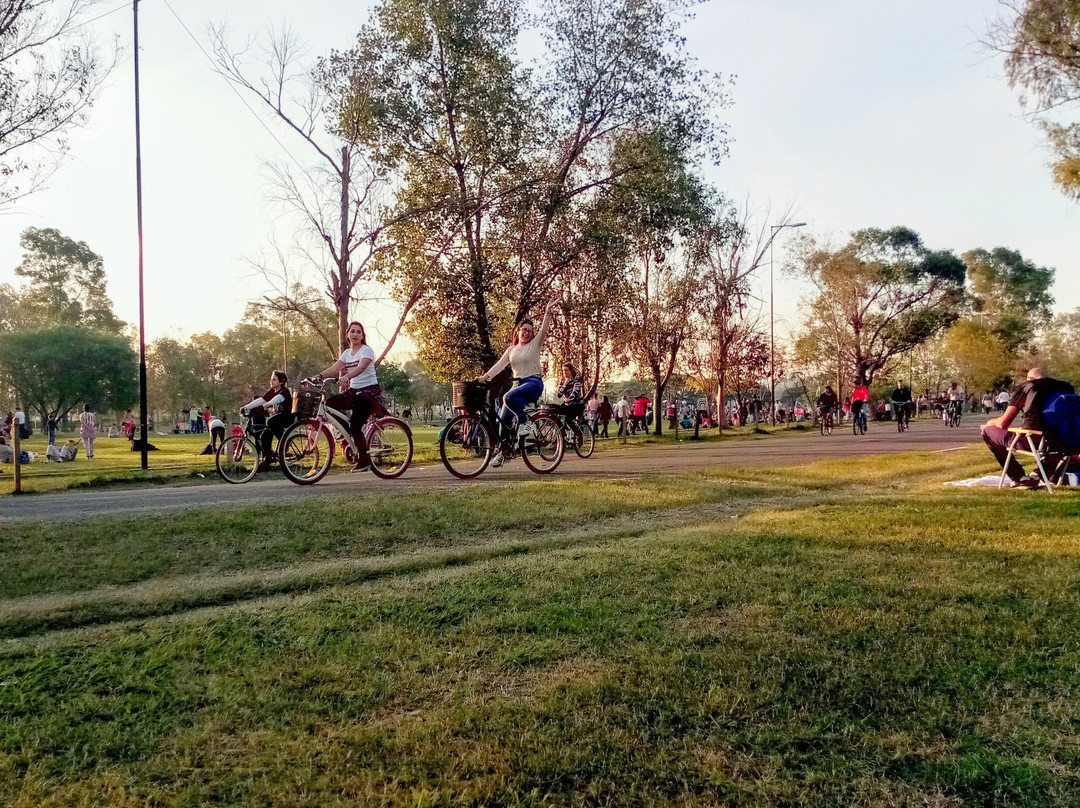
[293,383,323,418]
[452,381,487,412]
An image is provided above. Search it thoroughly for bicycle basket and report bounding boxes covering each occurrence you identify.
[452,381,487,412]
[293,384,323,418]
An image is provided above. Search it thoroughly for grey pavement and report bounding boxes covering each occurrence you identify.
[0,419,985,523]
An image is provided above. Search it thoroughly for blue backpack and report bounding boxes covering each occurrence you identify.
[1041,393,1080,452]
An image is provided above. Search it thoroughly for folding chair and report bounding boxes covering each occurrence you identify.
[997,428,1059,492]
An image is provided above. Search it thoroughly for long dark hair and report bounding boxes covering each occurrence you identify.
[346,321,367,346]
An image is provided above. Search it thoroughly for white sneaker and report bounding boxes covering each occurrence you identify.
[490,451,504,468]
[517,421,533,437]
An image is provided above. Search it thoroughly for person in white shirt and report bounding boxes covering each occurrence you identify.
[79,404,98,459]
[478,300,556,438]
[312,321,383,471]
[615,394,632,436]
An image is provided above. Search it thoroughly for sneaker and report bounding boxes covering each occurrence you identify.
[352,461,371,473]
[1010,474,1039,489]
[517,421,533,437]
[490,451,504,468]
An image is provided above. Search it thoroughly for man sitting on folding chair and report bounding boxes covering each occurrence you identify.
[981,367,1074,489]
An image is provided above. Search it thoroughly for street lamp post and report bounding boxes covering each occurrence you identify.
[769,222,806,425]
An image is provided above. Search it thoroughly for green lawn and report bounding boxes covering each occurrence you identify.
[4,448,1078,805]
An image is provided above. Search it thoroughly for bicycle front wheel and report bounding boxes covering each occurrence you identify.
[368,417,413,479]
[216,435,259,484]
[572,421,595,459]
[522,413,564,474]
[440,413,494,479]
[279,419,334,485]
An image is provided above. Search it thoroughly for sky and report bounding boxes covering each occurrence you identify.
[0,0,1076,359]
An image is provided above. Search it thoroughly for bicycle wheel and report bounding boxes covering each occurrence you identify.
[440,413,494,479]
[215,435,259,484]
[820,416,826,436]
[279,419,334,485]
[572,421,595,459]
[368,417,413,479]
[521,413,564,473]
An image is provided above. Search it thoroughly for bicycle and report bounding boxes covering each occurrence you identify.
[216,414,282,484]
[277,378,413,485]
[892,402,910,432]
[944,400,962,428]
[818,407,834,435]
[543,404,595,459]
[440,379,565,478]
[851,403,868,436]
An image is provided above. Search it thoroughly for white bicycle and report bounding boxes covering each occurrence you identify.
[277,378,413,485]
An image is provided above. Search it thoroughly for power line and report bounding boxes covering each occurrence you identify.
[69,1,131,32]
[158,0,312,175]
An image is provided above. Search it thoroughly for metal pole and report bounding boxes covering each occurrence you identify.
[134,0,148,470]
[769,230,776,426]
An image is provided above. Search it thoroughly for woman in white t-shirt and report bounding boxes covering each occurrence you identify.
[313,321,384,470]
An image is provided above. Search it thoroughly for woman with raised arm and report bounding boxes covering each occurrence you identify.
[312,321,383,471]
[477,300,556,463]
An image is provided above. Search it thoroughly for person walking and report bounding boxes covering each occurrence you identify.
[615,395,632,436]
[47,413,57,446]
[79,404,98,459]
[598,395,612,439]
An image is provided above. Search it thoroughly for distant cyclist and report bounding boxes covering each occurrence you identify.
[851,379,870,430]
[890,379,913,426]
[817,385,839,422]
[945,380,965,422]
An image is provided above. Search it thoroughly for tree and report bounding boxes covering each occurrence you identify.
[1037,308,1080,387]
[790,227,967,398]
[210,24,424,356]
[944,319,1013,396]
[607,130,714,436]
[376,360,413,410]
[963,246,1054,353]
[1,0,116,205]
[0,325,136,420]
[991,0,1080,199]
[690,208,792,432]
[324,0,729,376]
[11,226,124,331]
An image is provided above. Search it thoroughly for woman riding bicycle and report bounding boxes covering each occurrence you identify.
[851,378,869,426]
[548,363,586,420]
[311,321,384,471]
[241,370,294,470]
[477,300,557,464]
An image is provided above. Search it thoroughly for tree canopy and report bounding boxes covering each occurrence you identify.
[791,226,967,391]
[0,325,137,419]
[993,0,1080,198]
[11,226,124,332]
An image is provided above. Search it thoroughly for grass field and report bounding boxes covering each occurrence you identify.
[4,447,1079,805]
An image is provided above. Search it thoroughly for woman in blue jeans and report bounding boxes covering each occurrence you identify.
[478,300,556,466]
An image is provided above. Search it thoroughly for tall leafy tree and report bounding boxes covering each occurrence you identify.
[324,0,729,377]
[791,227,966,396]
[1,1,116,205]
[0,325,136,420]
[963,246,1054,353]
[12,226,124,332]
[991,0,1080,198]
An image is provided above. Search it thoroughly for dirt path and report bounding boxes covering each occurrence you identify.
[0,420,983,522]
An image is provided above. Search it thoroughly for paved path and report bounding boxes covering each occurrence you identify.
[1,420,984,522]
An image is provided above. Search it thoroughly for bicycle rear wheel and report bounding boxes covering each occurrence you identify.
[440,413,494,479]
[572,421,595,458]
[521,413,564,473]
[279,419,334,485]
[368,416,413,479]
[216,435,259,484]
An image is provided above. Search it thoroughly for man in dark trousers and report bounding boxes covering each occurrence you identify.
[981,367,1074,488]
